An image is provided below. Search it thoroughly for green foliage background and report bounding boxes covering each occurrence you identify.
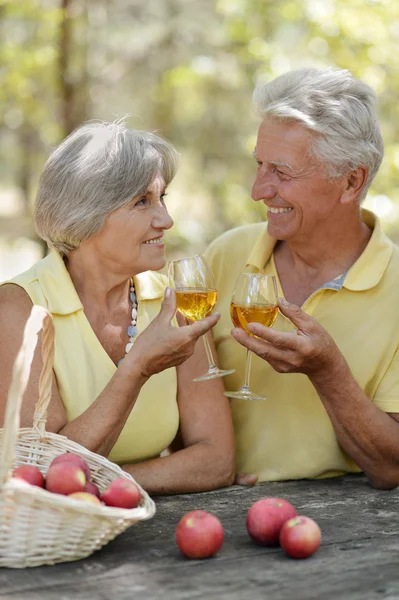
[1,0,398,264]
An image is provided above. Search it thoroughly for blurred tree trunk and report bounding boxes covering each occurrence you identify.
[59,0,89,137]
[18,125,35,206]
[17,124,48,257]
[59,0,74,136]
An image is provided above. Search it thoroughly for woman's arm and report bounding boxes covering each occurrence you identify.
[123,328,236,494]
[0,285,219,458]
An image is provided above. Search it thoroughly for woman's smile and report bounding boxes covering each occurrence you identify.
[142,236,164,247]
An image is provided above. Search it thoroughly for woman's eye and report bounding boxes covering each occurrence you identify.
[136,197,147,206]
[160,192,168,204]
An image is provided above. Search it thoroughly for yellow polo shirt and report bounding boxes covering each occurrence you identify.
[205,209,399,481]
[3,251,179,465]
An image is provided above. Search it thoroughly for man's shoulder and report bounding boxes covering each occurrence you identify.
[390,243,399,260]
[387,243,399,278]
[206,222,267,257]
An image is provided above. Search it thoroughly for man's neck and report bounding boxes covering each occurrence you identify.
[273,210,372,305]
[276,211,371,279]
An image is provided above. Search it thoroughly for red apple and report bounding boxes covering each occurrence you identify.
[12,465,45,488]
[101,478,141,509]
[84,481,100,498]
[45,463,86,495]
[246,497,297,546]
[175,510,224,559]
[49,453,91,482]
[68,491,102,505]
[280,515,322,559]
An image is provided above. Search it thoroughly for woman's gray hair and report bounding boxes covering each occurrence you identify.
[253,68,384,200]
[34,120,180,255]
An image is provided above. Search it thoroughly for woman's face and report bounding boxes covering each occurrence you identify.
[91,174,174,275]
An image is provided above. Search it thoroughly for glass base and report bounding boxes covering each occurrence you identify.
[193,368,235,382]
[224,389,266,401]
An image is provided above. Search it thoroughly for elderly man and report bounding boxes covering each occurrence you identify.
[205,67,399,489]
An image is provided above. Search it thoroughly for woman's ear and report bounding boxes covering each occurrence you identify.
[340,166,368,205]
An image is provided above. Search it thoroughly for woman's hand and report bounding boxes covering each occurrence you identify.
[128,288,220,379]
[231,297,345,381]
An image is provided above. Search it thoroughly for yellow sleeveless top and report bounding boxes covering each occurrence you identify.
[3,251,179,465]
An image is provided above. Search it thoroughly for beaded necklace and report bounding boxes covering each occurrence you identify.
[117,279,138,367]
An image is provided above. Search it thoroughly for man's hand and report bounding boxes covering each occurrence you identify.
[231,297,345,380]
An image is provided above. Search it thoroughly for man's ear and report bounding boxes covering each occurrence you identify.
[340,166,368,205]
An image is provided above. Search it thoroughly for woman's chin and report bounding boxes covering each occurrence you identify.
[148,255,167,271]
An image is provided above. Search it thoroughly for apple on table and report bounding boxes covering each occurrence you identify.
[175,510,224,559]
[246,497,297,546]
[279,516,322,559]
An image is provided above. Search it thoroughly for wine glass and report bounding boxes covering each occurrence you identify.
[224,273,278,400]
[168,255,235,381]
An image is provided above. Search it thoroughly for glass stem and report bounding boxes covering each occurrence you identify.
[202,333,216,370]
[242,349,253,391]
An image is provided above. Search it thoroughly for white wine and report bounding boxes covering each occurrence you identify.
[230,303,278,334]
[175,288,218,321]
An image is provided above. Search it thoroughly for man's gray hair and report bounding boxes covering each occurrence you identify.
[253,68,384,200]
[34,120,180,255]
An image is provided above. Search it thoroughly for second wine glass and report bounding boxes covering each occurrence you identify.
[168,254,235,382]
[224,273,278,401]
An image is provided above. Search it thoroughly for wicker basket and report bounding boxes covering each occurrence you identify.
[0,305,156,568]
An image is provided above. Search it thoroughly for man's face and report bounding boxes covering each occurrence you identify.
[252,117,346,242]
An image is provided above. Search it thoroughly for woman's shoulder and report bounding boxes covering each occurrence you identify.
[0,254,54,311]
[0,256,40,307]
[0,282,34,331]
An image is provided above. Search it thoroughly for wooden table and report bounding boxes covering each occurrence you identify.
[0,474,398,600]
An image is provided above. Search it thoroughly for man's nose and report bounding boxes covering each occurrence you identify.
[251,173,277,201]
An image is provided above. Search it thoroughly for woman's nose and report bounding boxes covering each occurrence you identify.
[153,205,174,230]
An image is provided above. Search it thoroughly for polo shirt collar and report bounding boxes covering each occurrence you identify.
[245,224,276,271]
[37,250,165,315]
[343,209,393,291]
[36,251,82,314]
[245,209,393,291]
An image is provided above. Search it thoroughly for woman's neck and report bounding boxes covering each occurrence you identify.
[65,247,131,311]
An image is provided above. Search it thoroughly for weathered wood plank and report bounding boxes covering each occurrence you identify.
[0,476,398,600]
[1,536,399,600]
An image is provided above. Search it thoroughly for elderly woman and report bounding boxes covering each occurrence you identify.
[0,121,235,494]
[205,67,399,489]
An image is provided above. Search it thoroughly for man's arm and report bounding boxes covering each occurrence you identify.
[232,297,399,490]
[310,357,399,489]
